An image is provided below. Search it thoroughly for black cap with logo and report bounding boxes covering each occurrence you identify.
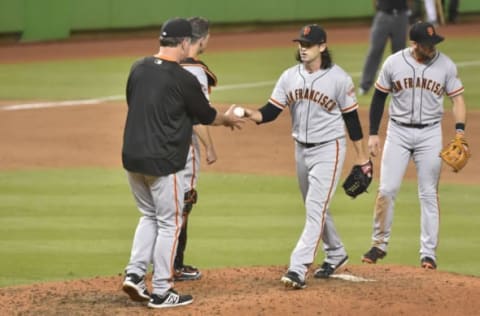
[409,21,444,45]
[293,24,327,44]
[160,18,192,38]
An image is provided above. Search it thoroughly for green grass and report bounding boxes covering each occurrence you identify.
[1,33,479,287]
[1,169,479,287]
[1,38,479,108]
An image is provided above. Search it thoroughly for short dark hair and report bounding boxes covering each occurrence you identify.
[188,16,210,43]
[295,47,333,69]
[160,36,188,47]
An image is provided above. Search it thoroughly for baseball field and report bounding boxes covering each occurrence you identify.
[0,21,479,315]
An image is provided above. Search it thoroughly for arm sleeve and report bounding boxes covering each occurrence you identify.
[369,88,388,135]
[342,109,363,141]
[259,102,283,124]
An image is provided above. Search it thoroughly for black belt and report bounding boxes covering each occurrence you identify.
[380,8,405,15]
[391,118,439,129]
[296,140,329,148]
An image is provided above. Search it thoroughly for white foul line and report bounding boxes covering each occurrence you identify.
[1,60,479,111]
[1,95,123,111]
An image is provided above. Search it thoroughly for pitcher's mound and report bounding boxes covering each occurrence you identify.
[1,264,479,315]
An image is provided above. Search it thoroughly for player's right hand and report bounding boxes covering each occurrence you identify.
[368,135,381,157]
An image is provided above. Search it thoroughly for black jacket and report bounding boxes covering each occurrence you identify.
[122,56,217,176]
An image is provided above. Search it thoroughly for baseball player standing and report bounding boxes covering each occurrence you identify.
[121,18,243,309]
[174,16,218,281]
[358,0,410,95]
[240,24,371,289]
[362,21,467,269]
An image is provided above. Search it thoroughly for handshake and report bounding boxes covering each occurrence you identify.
[222,104,261,129]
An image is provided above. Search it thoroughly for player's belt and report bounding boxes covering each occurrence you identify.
[391,118,439,129]
[296,140,330,148]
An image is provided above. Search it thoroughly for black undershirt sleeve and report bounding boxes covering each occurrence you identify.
[342,109,363,141]
[369,88,388,135]
[258,102,282,124]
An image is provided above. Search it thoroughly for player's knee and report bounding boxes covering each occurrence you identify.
[418,191,438,201]
[377,189,397,199]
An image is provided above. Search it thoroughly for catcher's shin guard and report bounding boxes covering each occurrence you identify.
[183,189,198,214]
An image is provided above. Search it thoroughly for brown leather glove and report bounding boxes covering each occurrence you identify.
[440,133,471,172]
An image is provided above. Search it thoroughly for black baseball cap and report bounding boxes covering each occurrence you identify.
[160,18,192,38]
[409,21,444,45]
[293,24,327,44]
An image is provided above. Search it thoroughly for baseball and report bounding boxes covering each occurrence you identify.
[233,106,245,118]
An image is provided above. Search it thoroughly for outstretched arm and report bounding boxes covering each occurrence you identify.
[241,102,283,124]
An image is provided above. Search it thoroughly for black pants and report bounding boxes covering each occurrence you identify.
[174,216,188,269]
[442,0,460,23]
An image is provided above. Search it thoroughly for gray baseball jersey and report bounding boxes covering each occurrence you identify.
[270,64,358,144]
[376,48,464,124]
[370,47,464,262]
[270,63,357,279]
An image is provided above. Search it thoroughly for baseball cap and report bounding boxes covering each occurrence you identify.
[409,21,444,45]
[160,18,192,38]
[293,24,327,44]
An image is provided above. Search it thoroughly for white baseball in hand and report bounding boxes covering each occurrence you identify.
[233,106,245,118]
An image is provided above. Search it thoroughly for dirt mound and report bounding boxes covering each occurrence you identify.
[1,265,479,315]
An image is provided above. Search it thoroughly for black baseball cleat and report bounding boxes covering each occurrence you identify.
[314,255,349,278]
[421,257,437,270]
[362,247,386,264]
[122,273,150,302]
[280,270,306,289]
[174,265,202,281]
[148,289,193,309]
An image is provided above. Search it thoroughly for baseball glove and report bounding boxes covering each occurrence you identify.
[440,133,471,172]
[342,160,373,198]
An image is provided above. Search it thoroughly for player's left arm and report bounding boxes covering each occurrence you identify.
[340,75,370,164]
[445,60,466,134]
[342,109,370,165]
[342,108,373,198]
[193,124,217,164]
[451,94,467,134]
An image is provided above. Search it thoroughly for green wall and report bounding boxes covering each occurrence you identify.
[0,0,479,42]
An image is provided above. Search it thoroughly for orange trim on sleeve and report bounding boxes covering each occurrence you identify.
[374,82,391,93]
[268,97,286,109]
[447,87,464,97]
[341,103,359,113]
